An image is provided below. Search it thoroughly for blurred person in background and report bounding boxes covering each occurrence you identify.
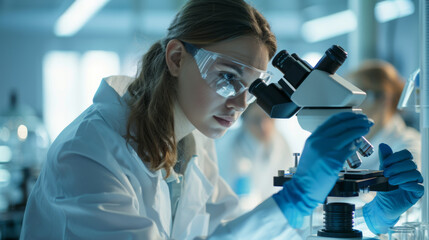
[216,103,292,212]
[347,60,421,171]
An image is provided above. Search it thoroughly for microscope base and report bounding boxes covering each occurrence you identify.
[307,235,360,239]
[308,235,382,240]
[307,236,380,240]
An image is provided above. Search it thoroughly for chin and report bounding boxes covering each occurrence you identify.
[200,128,228,139]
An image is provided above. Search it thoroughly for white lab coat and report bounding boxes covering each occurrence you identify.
[358,114,421,170]
[20,76,295,240]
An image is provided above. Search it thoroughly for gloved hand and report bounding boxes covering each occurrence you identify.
[273,112,373,228]
[363,143,424,234]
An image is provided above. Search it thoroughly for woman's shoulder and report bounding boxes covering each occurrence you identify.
[48,105,126,164]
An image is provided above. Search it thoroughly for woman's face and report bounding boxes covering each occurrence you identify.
[177,36,270,138]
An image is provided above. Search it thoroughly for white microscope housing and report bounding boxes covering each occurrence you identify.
[291,69,366,132]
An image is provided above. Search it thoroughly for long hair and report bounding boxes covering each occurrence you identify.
[126,0,277,177]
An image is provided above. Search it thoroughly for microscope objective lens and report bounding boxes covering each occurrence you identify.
[357,137,374,157]
[347,153,361,169]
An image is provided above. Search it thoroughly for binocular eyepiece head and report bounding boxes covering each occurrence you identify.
[272,45,348,88]
[313,45,347,74]
[249,45,348,119]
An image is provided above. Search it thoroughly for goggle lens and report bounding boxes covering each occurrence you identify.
[183,41,272,104]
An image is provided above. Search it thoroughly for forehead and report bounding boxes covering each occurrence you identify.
[203,36,270,71]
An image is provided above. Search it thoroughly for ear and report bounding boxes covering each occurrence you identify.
[165,39,185,77]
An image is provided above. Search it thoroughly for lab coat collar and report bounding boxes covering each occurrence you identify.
[92,76,134,138]
[171,155,214,239]
[171,131,216,239]
[93,76,163,179]
[162,167,183,184]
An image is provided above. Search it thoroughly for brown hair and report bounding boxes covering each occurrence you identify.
[347,60,405,113]
[126,0,277,177]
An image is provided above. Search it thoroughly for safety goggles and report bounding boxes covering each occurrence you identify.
[182,41,273,104]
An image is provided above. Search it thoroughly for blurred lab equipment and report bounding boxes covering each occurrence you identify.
[0,91,50,239]
[388,226,416,240]
[419,222,429,240]
[250,46,400,239]
[403,222,429,240]
[398,69,420,113]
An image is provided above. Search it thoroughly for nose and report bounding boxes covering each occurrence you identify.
[225,91,248,111]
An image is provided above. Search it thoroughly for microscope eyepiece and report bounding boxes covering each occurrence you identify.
[248,78,301,118]
[248,78,264,95]
[271,50,312,89]
[314,45,348,75]
[272,50,290,71]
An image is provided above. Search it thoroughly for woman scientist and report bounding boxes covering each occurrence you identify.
[20,0,424,239]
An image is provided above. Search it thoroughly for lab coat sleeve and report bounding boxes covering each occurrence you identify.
[201,197,296,240]
[194,131,298,239]
[206,175,240,233]
[53,153,167,240]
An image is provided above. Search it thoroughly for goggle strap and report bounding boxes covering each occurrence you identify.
[182,41,198,56]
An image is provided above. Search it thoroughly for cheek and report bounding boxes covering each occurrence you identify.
[176,69,233,138]
[177,68,219,120]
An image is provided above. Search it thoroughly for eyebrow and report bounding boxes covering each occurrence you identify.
[214,51,267,78]
[218,61,244,76]
[218,61,259,87]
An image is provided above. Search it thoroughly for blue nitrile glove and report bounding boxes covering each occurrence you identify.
[272,112,373,228]
[363,143,424,234]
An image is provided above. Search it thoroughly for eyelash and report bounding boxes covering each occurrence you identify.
[218,72,239,81]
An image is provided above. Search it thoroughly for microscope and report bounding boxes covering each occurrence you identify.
[249,46,398,239]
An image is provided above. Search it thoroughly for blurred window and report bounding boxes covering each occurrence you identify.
[43,51,120,141]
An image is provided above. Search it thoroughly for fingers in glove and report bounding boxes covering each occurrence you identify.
[383,160,418,178]
[378,143,393,166]
[381,149,413,169]
[318,117,374,138]
[324,127,371,150]
[398,182,425,194]
[313,112,370,136]
[321,142,359,169]
[388,170,424,185]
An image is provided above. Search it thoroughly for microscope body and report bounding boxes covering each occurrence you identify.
[249,45,373,168]
[291,69,365,132]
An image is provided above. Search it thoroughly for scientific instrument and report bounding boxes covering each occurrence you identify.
[249,45,373,169]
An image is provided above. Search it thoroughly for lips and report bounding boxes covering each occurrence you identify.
[213,115,235,128]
